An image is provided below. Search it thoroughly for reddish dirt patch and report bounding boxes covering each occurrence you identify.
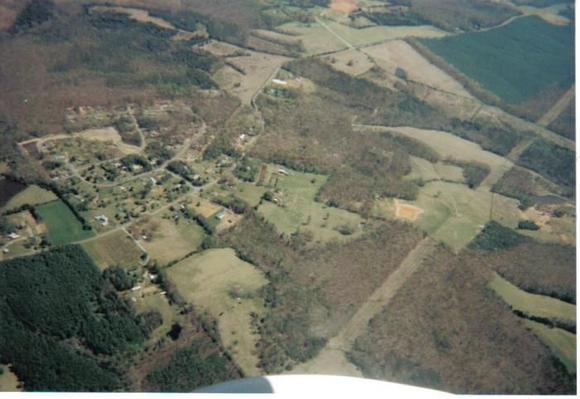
[330,0,358,14]
[394,200,424,222]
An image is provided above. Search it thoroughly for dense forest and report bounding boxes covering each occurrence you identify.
[0,246,147,391]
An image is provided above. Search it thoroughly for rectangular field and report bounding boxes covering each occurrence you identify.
[81,230,144,270]
[421,16,574,104]
[35,200,94,245]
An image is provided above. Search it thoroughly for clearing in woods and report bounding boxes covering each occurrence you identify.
[363,40,473,98]
[377,126,513,191]
[165,248,267,376]
[322,49,374,76]
[523,319,576,375]
[0,364,20,392]
[489,273,576,328]
[257,166,363,245]
[81,229,145,270]
[404,156,465,184]
[210,45,290,105]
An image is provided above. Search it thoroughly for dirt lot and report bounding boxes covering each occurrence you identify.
[330,0,358,14]
[363,40,473,98]
[394,199,424,222]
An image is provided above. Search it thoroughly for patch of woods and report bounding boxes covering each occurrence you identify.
[517,139,575,188]
[492,166,573,209]
[348,241,575,394]
[471,224,576,304]
[215,209,423,373]
[355,0,519,32]
[0,246,148,391]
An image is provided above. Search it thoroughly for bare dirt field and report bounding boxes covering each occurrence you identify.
[330,0,359,14]
[394,199,424,222]
[363,40,473,98]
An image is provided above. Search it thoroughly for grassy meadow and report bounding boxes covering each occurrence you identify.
[81,230,144,269]
[166,248,267,375]
[35,200,94,245]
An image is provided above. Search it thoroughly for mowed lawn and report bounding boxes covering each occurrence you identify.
[421,16,574,104]
[166,248,267,376]
[35,200,94,245]
[81,230,144,270]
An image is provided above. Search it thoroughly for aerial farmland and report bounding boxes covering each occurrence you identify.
[0,0,575,394]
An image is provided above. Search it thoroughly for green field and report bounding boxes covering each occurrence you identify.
[257,167,363,245]
[409,181,520,251]
[489,273,576,328]
[1,185,57,212]
[524,319,576,375]
[421,16,574,104]
[166,248,267,375]
[35,200,95,245]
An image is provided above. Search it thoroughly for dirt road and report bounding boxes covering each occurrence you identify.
[291,237,438,376]
[537,85,575,127]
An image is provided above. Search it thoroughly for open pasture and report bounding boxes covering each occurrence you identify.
[276,22,347,55]
[363,40,472,97]
[132,215,205,266]
[489,273,576,328]
[524,319,576,375]
[384,126,513,191]
[320,18,447,48]
[212,48,290,105]
[81,229,144,269]
[421,16,574,105]
[35,200,94,245]
[131,284,180,344]
[166,248,267,376]
[405,156,464,184]
[257,166,363,245]
[1,185,57,212]
[407,181,520,251]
